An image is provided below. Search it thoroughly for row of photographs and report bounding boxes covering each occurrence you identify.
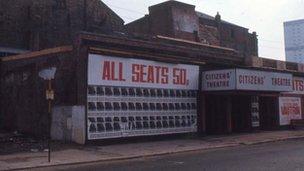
[88,115,197,133]
[87,85,198,139]
[88,127,197,140]
[87,102,197,112]
[88,86,198,98]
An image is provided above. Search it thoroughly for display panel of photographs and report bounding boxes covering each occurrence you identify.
[87,85,198,140]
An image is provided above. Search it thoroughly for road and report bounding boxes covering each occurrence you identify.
[35,139,304,171]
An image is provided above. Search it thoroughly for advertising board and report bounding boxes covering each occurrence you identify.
[87,54,200,140]
[279,97,302,125]
[202,69,293,92]
[236,69,293,92]
[88,54,199,90]
[201,69,235,91]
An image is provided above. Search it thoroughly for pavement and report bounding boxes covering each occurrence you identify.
[1,130,304,171]
[43,138,304,171]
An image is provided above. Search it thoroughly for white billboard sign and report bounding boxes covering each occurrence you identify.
[88,54,199,90]
[87,54,199,140]
[202,69,293,92]
[236,69,293,92]
[202,69,236,91]
[279,97,302,125]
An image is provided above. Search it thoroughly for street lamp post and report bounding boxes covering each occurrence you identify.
[38,67,57,162]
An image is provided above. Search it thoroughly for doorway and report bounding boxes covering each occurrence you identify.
[231,95,251,132]
[205,95,229,134]
[259,96,279,130]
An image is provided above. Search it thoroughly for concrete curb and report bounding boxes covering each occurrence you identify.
[4,135,304,171]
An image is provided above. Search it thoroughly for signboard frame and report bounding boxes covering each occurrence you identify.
[202,68,293,92]
[86,54,200,140]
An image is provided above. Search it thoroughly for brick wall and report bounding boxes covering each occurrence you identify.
[0,0,125,51]
[198,24,220,46]
[0,51,77,135]
[126,1,258,57]
[148,2,175,37]
[127,1,199,41]
[126,16,150,36]
[0,0,32,50]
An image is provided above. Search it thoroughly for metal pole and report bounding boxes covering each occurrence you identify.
[48,80,52,162]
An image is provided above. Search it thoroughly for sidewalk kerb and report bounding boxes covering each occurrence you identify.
[2,134,304,171]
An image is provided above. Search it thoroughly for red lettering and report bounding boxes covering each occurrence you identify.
[161,67,169,84]
[180,69,187,85]
[110,62,117,81]
[147,66,154,83]
[155,66,161,84]
[293,79,304,91]
[132,64,140,82]
[102,61,111,80]
[173,68,188,85]
[173,68,179,84]
[140,65,147,83]
[118,62,126,81]
[102,61,125,81]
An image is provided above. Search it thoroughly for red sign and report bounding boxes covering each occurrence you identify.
[292,77,304,94]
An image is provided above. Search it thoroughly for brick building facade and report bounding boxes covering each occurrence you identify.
[126,1,258,57]
[0,0,124,56]
[2,0,303,143]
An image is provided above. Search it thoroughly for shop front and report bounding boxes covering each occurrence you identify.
[86,54,200,140]
[201,68,293,134]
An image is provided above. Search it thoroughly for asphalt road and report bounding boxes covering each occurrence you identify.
[35,139,304,171]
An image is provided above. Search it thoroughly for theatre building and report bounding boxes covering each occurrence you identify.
[1,0,304,144]
[0,31,238,143]
[201,68,295,134]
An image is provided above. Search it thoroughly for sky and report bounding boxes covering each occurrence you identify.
[102,0,304,61]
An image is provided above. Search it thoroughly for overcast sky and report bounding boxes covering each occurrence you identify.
[102,0,304,61]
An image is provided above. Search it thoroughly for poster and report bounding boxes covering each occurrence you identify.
[87,54,199,140]
[251,96,260,127]
[279,97,302,125]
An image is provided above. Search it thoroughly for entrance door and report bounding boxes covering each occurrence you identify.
[231,95,251,132]
[205,95,229,134]
[259,96,279,130]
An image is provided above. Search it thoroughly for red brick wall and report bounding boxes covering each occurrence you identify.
[126,1,199,41]
[198,24,220,46]
[126,1,258,57]
[148,3,174,37]
[125,16,150,36]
